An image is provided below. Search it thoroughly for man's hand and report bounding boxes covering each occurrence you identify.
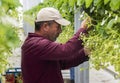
[84,47,91,56]
[80,17,91,29]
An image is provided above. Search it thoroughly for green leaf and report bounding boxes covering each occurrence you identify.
[94,0,102,6]
[77,0,85,7]
[94,0,103,9]
[107,19,115,28]
[117,17,120,22]
[104,0,110,5]
[69,0,76,7]
[2,3,9,12]
[55,0,63,9]
[85,0,93,8]
[110,0,120,11]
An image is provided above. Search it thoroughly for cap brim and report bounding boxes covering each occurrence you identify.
[55,18,70,26]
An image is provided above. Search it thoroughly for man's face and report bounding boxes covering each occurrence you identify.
[47,22,62,41]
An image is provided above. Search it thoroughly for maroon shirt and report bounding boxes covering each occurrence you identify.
[21,28,89,83]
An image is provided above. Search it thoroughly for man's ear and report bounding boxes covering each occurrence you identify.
[42,23,49,32]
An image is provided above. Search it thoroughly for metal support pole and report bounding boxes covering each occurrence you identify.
[74,8,89,83]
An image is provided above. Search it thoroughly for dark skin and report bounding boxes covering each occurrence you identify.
[35,21,62,41]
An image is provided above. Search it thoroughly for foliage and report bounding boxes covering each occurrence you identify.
[24,0,120,75]
[78,0,120,75]
[57,25,74,43]
[0,0,21,74]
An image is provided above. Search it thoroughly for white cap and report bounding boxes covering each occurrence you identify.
[35,7,70,26]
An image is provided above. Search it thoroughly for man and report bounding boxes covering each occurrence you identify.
[21,7,89,83]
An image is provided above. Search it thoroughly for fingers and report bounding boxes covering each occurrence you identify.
[80,17,92,29]
[84,47,91,56]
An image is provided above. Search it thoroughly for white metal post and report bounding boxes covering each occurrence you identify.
[74,8,89,83]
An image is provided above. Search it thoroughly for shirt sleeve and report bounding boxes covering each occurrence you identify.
[59,48,89,70]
